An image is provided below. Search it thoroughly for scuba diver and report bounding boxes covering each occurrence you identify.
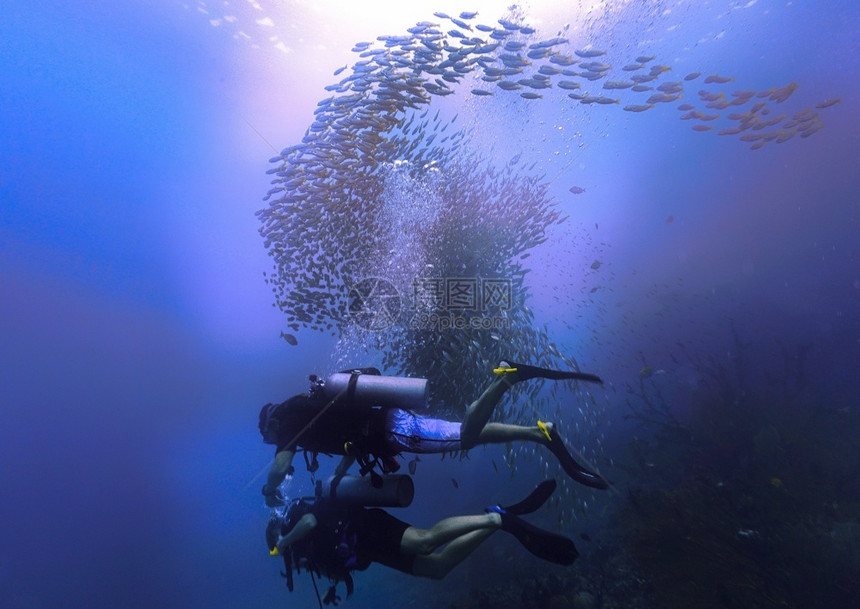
[258,361,609,507]
[267,479,576,606]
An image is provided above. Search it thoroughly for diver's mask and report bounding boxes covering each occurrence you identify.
[259,403,282,445]
[308,374,326,400]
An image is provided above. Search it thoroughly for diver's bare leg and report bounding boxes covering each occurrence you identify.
[410,529,496,580]
[400,512,501,556]
[475,422,550,445]
[460,377,517,448]
[461,360,600,448]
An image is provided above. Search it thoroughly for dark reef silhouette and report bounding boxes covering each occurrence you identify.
[445,322,859,609]
[616,323,859,608]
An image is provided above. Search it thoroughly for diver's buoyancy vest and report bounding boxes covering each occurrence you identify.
[286,500,359,598]
[276,394,375,456]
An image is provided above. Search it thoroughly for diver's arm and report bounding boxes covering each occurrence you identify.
[333,455,356,479]
[276,513,317,554]
[263,449,295,506]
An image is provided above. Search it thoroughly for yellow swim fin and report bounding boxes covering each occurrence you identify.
[537,420,552,443]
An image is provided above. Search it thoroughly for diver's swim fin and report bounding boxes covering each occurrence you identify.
[539,421,609,490]
[494,360,603,385]
[500,480,557,516]
[487,506,579,566]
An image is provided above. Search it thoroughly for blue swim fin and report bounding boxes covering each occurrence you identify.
[487,506,579,566]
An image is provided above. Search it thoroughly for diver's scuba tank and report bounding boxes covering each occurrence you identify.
[322,368,428,411]
[316,474,414,508]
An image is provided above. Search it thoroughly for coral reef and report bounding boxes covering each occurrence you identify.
[445,551,654,609]
[617,324,860,608]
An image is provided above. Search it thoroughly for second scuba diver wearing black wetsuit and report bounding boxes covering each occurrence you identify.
[279,500,417,576]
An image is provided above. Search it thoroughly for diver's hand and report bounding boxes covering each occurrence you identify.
[262,484,285,507]
[322,586,342,606]
[276,535,290,556]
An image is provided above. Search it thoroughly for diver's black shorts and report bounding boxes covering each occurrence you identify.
[355,508,415,574]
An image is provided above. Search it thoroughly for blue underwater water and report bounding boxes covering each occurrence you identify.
[1,1,859,608]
